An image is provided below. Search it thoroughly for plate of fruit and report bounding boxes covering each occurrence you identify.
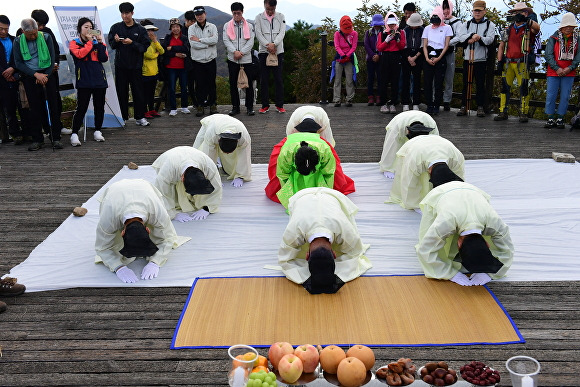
[419,361,458,386]
[459,361,500,386]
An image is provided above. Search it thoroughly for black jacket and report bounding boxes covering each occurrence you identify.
[107,21,149,70]
[403,26,424,57]
[0,34,20,88]
[161,33,193,70]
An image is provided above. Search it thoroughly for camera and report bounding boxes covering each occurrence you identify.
[506,15,515,22]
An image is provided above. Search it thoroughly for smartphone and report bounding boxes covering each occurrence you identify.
[89,29,101,36]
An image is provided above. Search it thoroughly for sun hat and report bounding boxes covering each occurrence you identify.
[508,2,533,14]
[472,0,486,11]
[560,12,578,29]
[140,19,158,31]
[169,17,181,28]
[370,14,384,27]
[406,13,423,27]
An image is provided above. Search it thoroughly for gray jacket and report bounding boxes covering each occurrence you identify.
[188,22,218,63]
[454,17,496,62]
[223,20,255,64]
[254,11,285,54]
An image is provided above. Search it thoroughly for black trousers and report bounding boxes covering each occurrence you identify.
[193,59,217,107]
[423,58,447,107]
[401,57,424,106]
[258,53,284,108]
[461,60,487,107]
[227,60,254,110]
[187,68,197,107]
[114,67,145,121]
[379,51,401,105]
[22,74,61,143]
[143,75,158,112]
[0,84,21,137]
[72,88,107,134]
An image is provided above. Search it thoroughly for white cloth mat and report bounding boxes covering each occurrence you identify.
[7,159,580,292]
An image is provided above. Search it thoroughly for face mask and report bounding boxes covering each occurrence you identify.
[514,13,526,23]
[430,16,441,25]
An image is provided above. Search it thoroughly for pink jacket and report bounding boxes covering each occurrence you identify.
[334,30,358,57]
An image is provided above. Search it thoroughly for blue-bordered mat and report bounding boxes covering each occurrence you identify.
[171,275,524,349]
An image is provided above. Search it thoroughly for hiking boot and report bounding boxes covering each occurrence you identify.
[477,106,486,117]
[544,118,556,128]
[229,108,240,116]
[0,300,6,313]
[0,277,26,297]
[519,114,528,123]
[28,142,44,151]
[259,106,269,114]
[52,141,64,149]
[457,106,467,116]
[494,112,508,121]
[196,106,205,117]
[556,118,565,129]
[13,136,24,145]
[367,95,375,106]
[432,106,440,116]
[71,133,81,146]
[209,105,218,115]
[443,102,450,111]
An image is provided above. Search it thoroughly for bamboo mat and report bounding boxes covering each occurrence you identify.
[171,275,523,349]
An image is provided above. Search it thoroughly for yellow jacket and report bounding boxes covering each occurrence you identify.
[142,41,164,76]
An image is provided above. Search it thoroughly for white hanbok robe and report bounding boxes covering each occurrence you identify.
[151,146,223,217]
[387,135,465,210]
[95,179,190,271]
[193,114,252,181]
[278,187,372,284]
[416,181,514,280]
[285,105,335,146]
[378,111,439,173]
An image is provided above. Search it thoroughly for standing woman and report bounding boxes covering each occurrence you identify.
[69,17,108,146]
[332,16,358,107]
[140,19,164,118]
[163,18,191,116]
[377,12,406,114]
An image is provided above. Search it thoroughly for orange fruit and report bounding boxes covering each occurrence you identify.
[232,352,257,368]
[257,355,268,368]
[252,365,269,373]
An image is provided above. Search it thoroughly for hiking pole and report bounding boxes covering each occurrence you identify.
[466,44,475,116]
[42,83,55,152]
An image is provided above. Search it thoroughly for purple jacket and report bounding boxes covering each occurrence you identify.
[364,27,384,61]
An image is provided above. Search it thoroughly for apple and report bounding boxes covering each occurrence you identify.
[337,357,367,387]
[278,353,304,384]
[268,341,294,369]
[319,345,346,374]
[294,344,320,373]
[345,345,375,371]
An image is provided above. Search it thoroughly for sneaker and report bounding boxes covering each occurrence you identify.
[196,106,205,117]
[209,105,218,115]
[52,141,64,149]
[443,103,450,111]
[136,118,150,126]
[70,133,81,146]
[367,96,375,106]
[494,112,508,121]
[476,106,486,117]
[28,142,43,151]
[169,110,178,116]
[556,118,565,129]
[94,130,105,142]
[276,106,286,113]
[375,96,381,105]
[389,105,396,113]
[380,104,389,113]
[402,105,410,112]
[151,110,162,117]
[144,111,154,119]
[544,118,556,128]
[179,107,191,114]
[345,101,353,107]
[334,102,341,107]
[0,277,26,296]
[60,127,73,135]
[13,136,24,145]
[412,105,420,111]
[457,106,467,116]
[247,108,255,116]
[229,108,240,116]
[519,114,528,123]
[259,106,270,114]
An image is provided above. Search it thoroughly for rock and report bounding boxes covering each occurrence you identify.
[552,152,576,163]
[128,162,139,169]
[73,207,88,217]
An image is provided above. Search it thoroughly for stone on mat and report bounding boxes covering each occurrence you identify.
[128,162,139,169]
[73,207,88,217]
[552,152,576,163]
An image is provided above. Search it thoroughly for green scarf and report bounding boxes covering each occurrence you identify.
[19,31,52,69]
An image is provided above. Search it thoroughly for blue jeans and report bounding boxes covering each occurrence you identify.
[167,68,188,110]
[545,76,575,117]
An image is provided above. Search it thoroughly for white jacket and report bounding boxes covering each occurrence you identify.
[188,21,219,63]
[254,11,286,54]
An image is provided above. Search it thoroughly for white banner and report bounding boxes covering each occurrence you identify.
[53,6,124,128]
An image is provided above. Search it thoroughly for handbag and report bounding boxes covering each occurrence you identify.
[237,66,249,89]
[266,52,278,66]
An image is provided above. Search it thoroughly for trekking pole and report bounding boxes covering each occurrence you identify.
[466,44,475,116]
[42,84,55,152]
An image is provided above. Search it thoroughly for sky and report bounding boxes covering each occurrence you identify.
[2,0,556,41]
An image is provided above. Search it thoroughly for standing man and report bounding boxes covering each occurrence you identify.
[0,15,24,145]
[182,11,197,109]
[455,0,496,117]
[108,2,151,126]
[223,2,256,116]
[255,0,286,114]
[189,6,219,117]
[399,2,417,30]
[13,18,62,151]
[442,0,462,112]
[494,2,539,123]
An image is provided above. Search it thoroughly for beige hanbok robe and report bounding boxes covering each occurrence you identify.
[285,105,335,146]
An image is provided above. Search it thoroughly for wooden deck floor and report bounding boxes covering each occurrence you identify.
[1,104,579,386]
